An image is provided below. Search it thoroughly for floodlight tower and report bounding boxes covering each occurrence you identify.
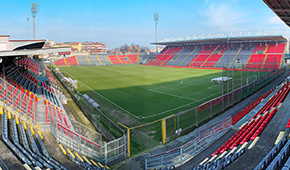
[31,3,39,39]
[27,18,29,39]
[154,13,159,53]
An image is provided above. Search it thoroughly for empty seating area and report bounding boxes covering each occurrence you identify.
[263,54,283,69]
[118,55,131,64]
[54,54,138,66]
[0,56,111,169]
[146,42,286,70]
[87,55,100,65]
[255,136,289,170]
[66,56,78,66]
[193,80,290,170]
[231,88,275,125]
[245,54,266,69]
[77,55,90,65]
[253,43,266,53]
[108,55,121,64]
[148,47,182,65]
[203,54,222,67]
[127,55,138,63]
[17,58,40,75]
[1,110,65,169]
[189,54,210,67]
[266,43,286,54]
[54,58,66,65]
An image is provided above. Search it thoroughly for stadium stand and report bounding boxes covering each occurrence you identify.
[54,54,139,66]
[77,55,90,65]
[146,40,286,70]
[192,79,290,170]
[0,56,112,169]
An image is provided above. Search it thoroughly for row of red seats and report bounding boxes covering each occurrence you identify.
[17,58,40,75]
[66,56,78,65]
[44,100,71,136]
[231,88,275,125]
[203,54,223,67]
[253,44,266,53]
[54,59,66,65]
[200,45,217,53]
[127,55,138,63]
[45,69,58,86]
[211,81,290,157]
[0,81,38,121]
[215,45,227,54]
[118,55,131,64]
[266,43,286,53]
[251,82,290,120]
[245,54,266,69]
[263,54,282,69]
[188,55,210,67]
[42,82,55,95]
[163,47,182,55]
[108,55,121,64]
[286,119,290,128]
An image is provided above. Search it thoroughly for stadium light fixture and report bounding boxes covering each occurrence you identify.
[31,3,39,39]
[154,13,159,53]
[27,18,29,39]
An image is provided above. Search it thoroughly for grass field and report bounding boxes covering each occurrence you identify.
[58,64,271,155]
[59,65,262,122]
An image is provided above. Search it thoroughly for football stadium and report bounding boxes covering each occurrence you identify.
[1,0,290,170]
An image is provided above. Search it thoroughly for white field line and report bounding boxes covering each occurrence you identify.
[142,91,222,119]
[153,77,214,90]
[61,69,142,120]
[207,84,220,89]
[148,89,198,101]
[62,68,222,120]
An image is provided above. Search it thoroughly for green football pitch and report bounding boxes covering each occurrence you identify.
[59,65,257,121]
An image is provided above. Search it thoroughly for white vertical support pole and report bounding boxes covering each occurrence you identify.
[104,141,107,166]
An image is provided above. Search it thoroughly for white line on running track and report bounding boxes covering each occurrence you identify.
[149,89,198,101]
[61,69,141,120]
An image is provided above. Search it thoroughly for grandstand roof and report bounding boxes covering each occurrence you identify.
[263,0,290,27]
[0,47,71,57]
[152,34,288,46]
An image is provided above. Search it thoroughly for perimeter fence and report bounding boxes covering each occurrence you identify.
[51,67,127,165]
[53,63,288,159]
[145,117,232,170]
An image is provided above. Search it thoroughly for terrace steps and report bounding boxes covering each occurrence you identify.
[214,53,225,67]
[96,55,102,64]
[179,47,197,66]
[107,55,113,64]
[86,55,91,65]
[117,55,123,64]
[228,46,243,68]
[201,46,219,67]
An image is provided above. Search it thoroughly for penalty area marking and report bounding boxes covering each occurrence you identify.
[148,89,198,101]
[61,69,223,120]
[142,91,222,119]
[61,69,142,120]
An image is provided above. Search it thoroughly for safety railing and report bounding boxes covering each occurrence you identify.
[145,117,232,170]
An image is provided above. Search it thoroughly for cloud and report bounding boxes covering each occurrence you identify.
[202,1,247,32]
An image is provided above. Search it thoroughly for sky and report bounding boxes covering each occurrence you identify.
[1,0,289,49]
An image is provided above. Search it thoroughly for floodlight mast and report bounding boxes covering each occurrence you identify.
[154,13,159,53]
[31,3,39,39]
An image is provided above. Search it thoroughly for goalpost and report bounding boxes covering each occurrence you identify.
[246,75,257,85]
